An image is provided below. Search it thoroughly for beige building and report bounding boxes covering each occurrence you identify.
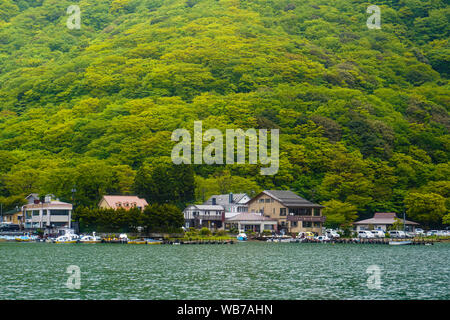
[98,195,148,211]
[225,212,278,233]
[23,197,73,229]
[2,208,22,225]
[247,190,325,235]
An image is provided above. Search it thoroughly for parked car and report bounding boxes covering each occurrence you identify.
[370,230,385,238]
[426,230,438,236]
[326,230,340,239]
[0,223,20,231]
[414,228,425,236]
[389,230,406,238]
[358,230,375,239]
[297,231,315,239]
[315,235,330,242]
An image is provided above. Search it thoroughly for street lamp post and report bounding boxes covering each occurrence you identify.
[71,186,77,230]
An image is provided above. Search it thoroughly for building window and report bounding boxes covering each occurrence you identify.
[32,210,40,216]
[50,210,70,216]
[259,199,265,203]
[265,199,271,203]
[313,222,321,228]
[280,208,286,216]
[291,221,298,227]
[43,210,48,215]
[303,221,312,228]
[313,208,320,216]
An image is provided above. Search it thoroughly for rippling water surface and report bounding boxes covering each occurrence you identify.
[0,242,448,300]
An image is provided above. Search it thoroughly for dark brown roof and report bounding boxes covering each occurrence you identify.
[250,190,324,208]
[354,212,419,225]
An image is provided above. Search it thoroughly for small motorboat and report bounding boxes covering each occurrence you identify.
[146,239,162,245]
[236,233,247,241]
[54,235,77,244]
[80,233,101,243]
[128,239,147,244]
[15,234,37,242]
[389,240,412,245]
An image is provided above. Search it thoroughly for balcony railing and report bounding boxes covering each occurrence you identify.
[286,215,326,222]
[194,215,223,221]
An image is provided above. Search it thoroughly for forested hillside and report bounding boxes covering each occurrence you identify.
[0,0,448,227]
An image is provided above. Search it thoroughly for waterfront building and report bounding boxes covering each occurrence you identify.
[25,193,40,204]
[183,204,225,230]
[23,195,73,229]
[225,212,277,233]
[2,208,22,225]
[246,190,325,235]
[353,212,420,232]
[203,193,250,218]
[98,195,148,211]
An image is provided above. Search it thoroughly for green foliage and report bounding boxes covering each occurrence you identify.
[443,214,450,225]
[0,0,448,227]
[142,203,185,233]
[199,227,212,236]
[322,200,358,229]
[134,161,195,208]
[73,203,184,233]
[389,217,404,231]
[404,192,448,227]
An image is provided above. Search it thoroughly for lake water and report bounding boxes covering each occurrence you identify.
[0,241,448,300]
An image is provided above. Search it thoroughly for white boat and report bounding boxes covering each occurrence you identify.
[15,233,38,242]
[236,233,247,241]
[54,235,77,244]
[53,229,80,243]
[389,240,412,245]
[80,232,101,243]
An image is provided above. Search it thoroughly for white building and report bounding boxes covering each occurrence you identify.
[225,213,278,233]
[204,193,250,218]
[23,194,73,229]
[353,212,419,232]
[183,204,225,230]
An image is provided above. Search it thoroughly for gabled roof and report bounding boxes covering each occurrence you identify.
[189,204,225,211]
[249,190,324,208]
[354,212,419,225]
[3,208,21,215]
[101,195,148,210]
[205,193,248,205]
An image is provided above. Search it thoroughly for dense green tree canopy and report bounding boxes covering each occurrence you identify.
[0,0,448,226]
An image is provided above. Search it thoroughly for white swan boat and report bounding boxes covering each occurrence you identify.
[236,233,247,241]
[80,232,101,243]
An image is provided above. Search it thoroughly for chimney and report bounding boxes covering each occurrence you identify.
[229,193,233,204]
[212,198,216,205]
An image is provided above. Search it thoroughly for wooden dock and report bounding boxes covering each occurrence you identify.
[299,238,435,245]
